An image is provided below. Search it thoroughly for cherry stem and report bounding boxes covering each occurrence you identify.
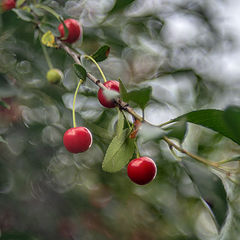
[72,79,83,128]
[84,55,107,83]
[56,41,235,174]
[40,40,53,69]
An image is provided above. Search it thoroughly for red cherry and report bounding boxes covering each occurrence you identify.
[58,19,81,44]
[127,157,157,185]
[63,127,92,153]
[1,0,15,11]
[97,80,120,108]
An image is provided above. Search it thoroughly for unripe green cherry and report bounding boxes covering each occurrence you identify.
[46,68,63,84]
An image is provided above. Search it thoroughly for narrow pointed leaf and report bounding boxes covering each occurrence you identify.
[0,136,7,144]
[102,129,135,172]
[223,105,240,143]
[108,0,135,14]
[16,0,26,8]
[181,159,228,232]
[73,64,87,81]
[12,9,34,22]
[91,45,110,62]
[173,109,240,145]
[59,17,69,40]
[119,79,128,102]
[0,100,10,109]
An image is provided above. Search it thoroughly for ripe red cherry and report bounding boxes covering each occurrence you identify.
[58,19,81,44]
[63,127,92,153]
[97,80,120,108]
[1,0,15,11]
[127,157,157,185]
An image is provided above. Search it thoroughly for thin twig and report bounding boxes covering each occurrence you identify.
[56,39,225,170]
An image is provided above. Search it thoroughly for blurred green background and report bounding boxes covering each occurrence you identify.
[0,0,240,239]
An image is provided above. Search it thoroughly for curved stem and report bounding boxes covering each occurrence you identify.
[40,40,53,69]
[56,41,234,173]
[163,136,219,168]
[84,55,107,83]
[72,79,83,128]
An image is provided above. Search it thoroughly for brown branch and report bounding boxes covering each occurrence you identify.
[56,39,224,170]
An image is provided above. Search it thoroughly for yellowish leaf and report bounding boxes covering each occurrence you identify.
[41,31,57,48]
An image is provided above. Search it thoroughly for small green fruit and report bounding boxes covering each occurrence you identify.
[46,69,63,84]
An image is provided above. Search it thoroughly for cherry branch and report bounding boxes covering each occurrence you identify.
[56,39,229,172]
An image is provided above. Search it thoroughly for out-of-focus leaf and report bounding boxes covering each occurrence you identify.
[30,5,45,16]
[35,4,60,20]
[116,109,125,137]
[91,45,110,62]
[12,9,34,22]
[138,123,167,143]
[165,121,187,143]
[16,0,26,8]
[41,31,57,48]
[0,232,36,240]
[0,136,7,144]
[173,109,240,145]
[73,64,87,81]
[108,0,136,14]
[181,159,228,232]
[102,129,135,172]
[0,99,10,109]
[223,105,240,144]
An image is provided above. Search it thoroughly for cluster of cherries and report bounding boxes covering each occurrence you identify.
[58,19,157,185]
[1,1,157,185]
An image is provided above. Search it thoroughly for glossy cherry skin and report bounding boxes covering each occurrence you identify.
[63,127,92,153]
[1,0,15,11]
[127,157,157,185]
[58,19,81,44]
[97,80,120,108]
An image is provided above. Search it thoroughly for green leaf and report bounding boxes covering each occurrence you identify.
[30,5,45,17]
[0,99,10,109]
[173,109,240,145]
[59,17,69,40]
[0,136,7,144]
[73,64,87,81]
[16,0,26,8]
[127,86,152,110]
[165,121,187,143]
[12,9,34,22]
[119,79,128,102]
[102,129,135,172]
[119,80,152,110]
[35,4,61,20]
[108,0,136,14]
[223,105,240,143]
[116,109,125,137]
[181,159,228,232]
[91,45,110,62]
